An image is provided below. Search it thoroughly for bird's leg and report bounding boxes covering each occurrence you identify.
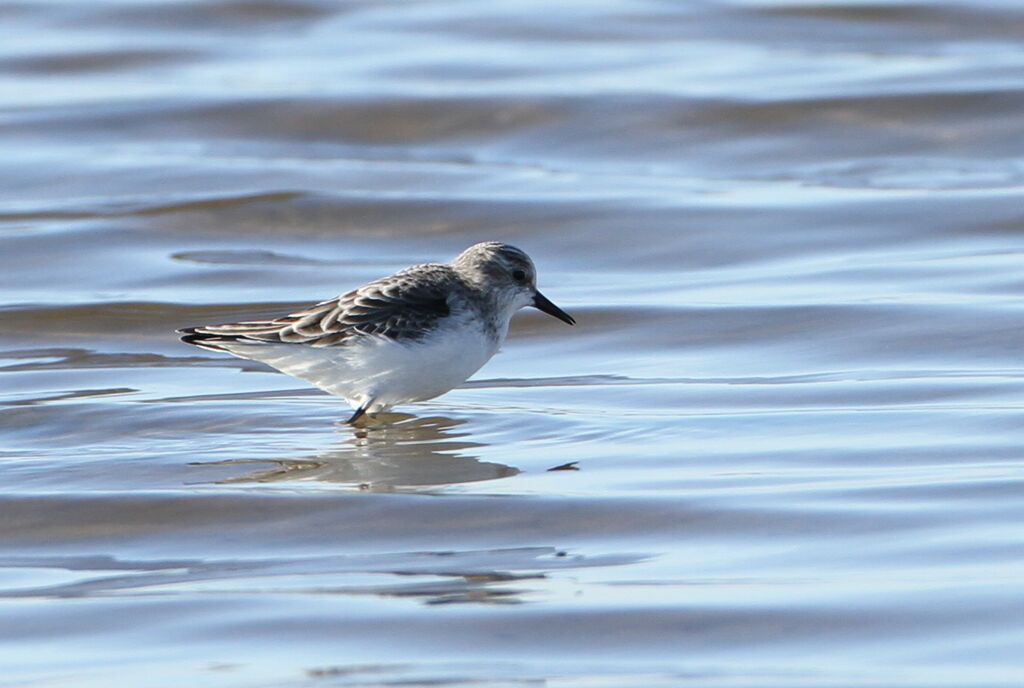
[346,404,369,425]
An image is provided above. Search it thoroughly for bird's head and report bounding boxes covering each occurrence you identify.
[452,242,575,326]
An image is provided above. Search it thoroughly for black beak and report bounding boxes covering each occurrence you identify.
[532,291,576,325]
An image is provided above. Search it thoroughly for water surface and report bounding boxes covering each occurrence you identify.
[3,1,1024,686]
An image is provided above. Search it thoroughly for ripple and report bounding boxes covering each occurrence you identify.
[1,48,202,75]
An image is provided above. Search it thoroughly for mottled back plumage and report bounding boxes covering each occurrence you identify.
[179,264,465,350]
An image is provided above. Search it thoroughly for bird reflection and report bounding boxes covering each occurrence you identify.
[202,413,518,490]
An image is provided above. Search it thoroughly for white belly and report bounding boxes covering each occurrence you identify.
[218,319,499,412]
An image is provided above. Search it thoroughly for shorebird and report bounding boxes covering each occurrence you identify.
[179,242,575,423]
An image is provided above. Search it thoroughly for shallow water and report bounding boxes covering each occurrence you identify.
[3,1,1024,686]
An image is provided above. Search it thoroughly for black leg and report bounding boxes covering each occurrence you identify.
[346,405,369,424]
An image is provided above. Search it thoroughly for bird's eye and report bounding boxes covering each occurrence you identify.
[512,269,527,282]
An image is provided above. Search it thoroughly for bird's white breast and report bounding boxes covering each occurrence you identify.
[219,311,501,412]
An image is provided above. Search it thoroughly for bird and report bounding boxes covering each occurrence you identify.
[178,242,576,423]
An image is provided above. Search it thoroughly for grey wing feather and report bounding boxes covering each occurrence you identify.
[179,265,458,349]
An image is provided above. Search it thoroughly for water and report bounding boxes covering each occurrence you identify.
[3,0,1024,685]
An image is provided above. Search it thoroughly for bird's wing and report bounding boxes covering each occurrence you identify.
[179,265,457,349]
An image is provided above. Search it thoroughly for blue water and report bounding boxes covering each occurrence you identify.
[2,1,1024,686]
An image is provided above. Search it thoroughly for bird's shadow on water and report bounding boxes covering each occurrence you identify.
[194,412,519,491]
